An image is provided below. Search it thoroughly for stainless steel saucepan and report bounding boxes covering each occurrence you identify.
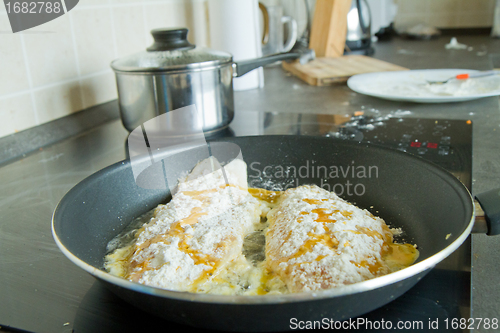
[111,28,314,134]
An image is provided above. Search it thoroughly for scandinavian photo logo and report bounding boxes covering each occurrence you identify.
[127,105,243,194]
[248,160,379,197]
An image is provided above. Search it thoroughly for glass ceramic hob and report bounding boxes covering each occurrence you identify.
[0,113,472,333]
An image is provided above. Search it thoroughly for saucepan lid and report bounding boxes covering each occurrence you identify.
[111,28,232,73]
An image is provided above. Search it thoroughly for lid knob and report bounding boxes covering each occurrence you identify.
[147,28,196,52]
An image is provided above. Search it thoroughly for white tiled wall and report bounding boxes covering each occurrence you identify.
[0,0,208,138]
[394,0,496,30]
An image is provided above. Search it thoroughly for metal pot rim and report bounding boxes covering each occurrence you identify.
[111,58,233,74]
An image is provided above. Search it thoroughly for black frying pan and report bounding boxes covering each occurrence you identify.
[52,136,498,332]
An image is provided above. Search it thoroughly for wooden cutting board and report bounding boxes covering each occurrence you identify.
[282,55,408,86]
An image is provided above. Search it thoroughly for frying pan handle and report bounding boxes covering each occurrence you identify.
[474,188,500,235]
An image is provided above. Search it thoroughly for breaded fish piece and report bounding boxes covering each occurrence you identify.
[123,158,261,291]
[265,185,418,292]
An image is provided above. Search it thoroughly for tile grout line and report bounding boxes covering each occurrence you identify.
[109,5,118,59]
[142,0,149,47]
[66,9,86,109]
[18,33,39,125]
[0,69,113,101]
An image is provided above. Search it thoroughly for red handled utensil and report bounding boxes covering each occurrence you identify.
[426,70,500,84]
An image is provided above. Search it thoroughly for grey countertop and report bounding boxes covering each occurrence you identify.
[1,34,499,332]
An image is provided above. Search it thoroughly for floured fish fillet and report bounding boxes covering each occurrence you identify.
[265,185,418,292]
[107,157,261,292]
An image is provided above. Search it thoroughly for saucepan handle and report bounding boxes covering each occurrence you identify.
[473,188,500,235]
[233,49,315,78]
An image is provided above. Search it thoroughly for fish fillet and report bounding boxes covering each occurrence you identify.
[265,185,418,292]
[123,157,261,291]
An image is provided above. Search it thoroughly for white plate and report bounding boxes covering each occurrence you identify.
[347,69,500,103]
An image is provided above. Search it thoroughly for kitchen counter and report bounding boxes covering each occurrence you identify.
[1,34,499,332]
